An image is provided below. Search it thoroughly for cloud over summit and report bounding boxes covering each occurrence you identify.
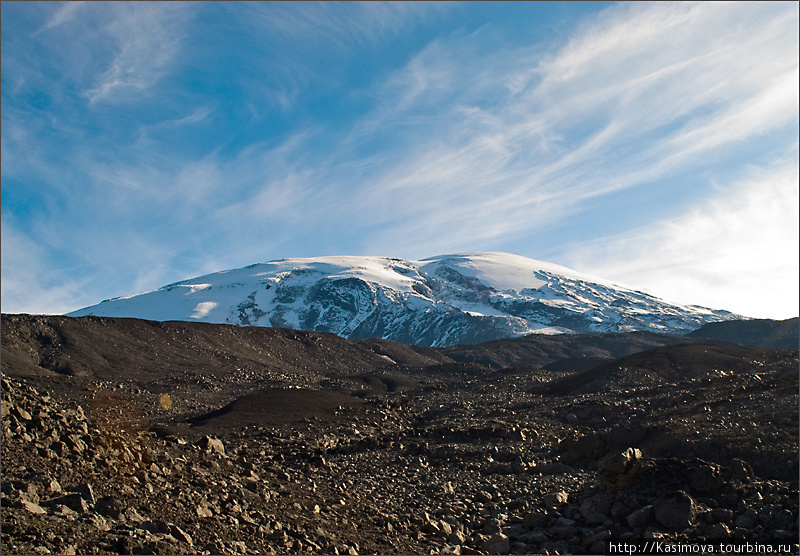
[2,1,797,319]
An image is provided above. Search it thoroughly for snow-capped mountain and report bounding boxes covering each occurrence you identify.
[67,252,740,347]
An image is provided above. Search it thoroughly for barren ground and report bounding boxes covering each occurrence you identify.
[1,315,798,555]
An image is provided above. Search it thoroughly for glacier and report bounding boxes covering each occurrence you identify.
[67,252,741,347]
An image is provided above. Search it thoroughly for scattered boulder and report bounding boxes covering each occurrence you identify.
[598,447,644,492]
[734,511,758,529]
[481,532,511,554]
[72,483,95,503]
[654,491,697,529]
[707,522,732,540]
[17,499,47,514]
[543,490,569,508]
[94,495,123,519]
[626,504,654,529]
[523,511,548,529]
[12,405,32,422]
[475,491,493,504]
[199,436,226,457]
[729,458,753,482]
[45,493,88,514]
[690,461,726,491]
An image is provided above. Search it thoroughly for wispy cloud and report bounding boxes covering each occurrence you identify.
[562,159,800,319]
[334,1,799,256]
[134,0,797,266]
[1,1,797,317]
[83,2,194,103]
[0,216,89,315]
[35,1,88,33]
[241,1,449,47]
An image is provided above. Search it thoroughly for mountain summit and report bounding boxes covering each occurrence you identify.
[67,252,739,346]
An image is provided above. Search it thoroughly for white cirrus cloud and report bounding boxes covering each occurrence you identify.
[2,1,797,318]
[562,159,800,319]
[0,216,87,315]
[339,1,798,257]
[83,2,196,104]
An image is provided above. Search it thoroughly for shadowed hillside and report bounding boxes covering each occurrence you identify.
[688,317,799,349]
[441,330,697,369]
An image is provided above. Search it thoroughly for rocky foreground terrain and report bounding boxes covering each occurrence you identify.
[1,315,798,555]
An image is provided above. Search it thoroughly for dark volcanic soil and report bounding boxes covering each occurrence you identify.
[1,314,798,555]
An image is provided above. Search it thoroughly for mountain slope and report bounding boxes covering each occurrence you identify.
[441,330,698,370]
[67,252,739,347]
[0,313,451,423]
[688,317,799,349]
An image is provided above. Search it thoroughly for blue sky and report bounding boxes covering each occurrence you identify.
[2,1,798,320]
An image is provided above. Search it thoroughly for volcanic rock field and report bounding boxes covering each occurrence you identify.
[1,314,798,555]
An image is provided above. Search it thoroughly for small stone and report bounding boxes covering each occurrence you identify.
[137,520,168,534]
[586,512,607,525]
[524,511,548,529]
[482,519,502,535]
[734,513,758,529]
[760,506,793,529]
[550,524,579,540]
[51,504,79,519]
[88,513,110,531]
[599,447,643,475]
[711,508,735,523]
[585,528,612,547]
[626,505,654,529]
[168,524,194,545]
[729,459,753,482]
[73,483,95,503]
[47,479,62,493]
[422,518,441,536]
[12,405,32,421]
[543,490,569,508]
[707,522,731,540]
[18,482,40,504]
[18,499,47,514]
[200,436,225,457]
[449,529,468,544]
[65,434,87,454]
[690,462,726,491]
[598,447,643,492]
[95,496,123,519]
[47,493,88,514]
[654,491,697,530]
[475,491,493,504]
[439,520,453,537]
[482,533,511,555]
[123,506,146,523]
